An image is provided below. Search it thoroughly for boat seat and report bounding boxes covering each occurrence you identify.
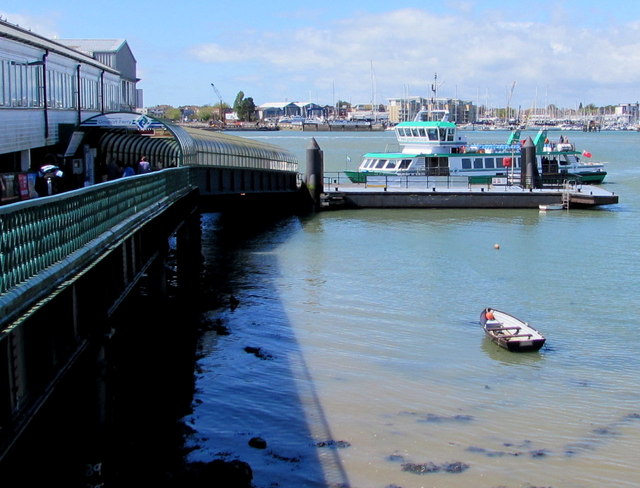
[500,333,532,340]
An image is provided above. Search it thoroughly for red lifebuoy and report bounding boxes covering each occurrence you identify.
[503,157,512,168]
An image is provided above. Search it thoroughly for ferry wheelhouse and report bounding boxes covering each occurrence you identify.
[345,114,607,185]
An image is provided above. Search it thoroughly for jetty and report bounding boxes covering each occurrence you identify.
[319,178,618,209]
[304,138,618,211]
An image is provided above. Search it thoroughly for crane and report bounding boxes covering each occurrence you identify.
[211,83,225,125]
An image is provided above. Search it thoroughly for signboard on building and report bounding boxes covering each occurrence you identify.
[80,113,167,131]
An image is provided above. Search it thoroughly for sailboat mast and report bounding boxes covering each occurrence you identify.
[370,60,376,122]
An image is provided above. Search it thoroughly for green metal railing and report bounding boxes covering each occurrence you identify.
[0,168,195,296]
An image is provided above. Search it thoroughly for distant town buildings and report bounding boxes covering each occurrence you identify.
[387,96,476,124]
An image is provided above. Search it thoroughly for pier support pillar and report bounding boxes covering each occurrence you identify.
[520,137,541,189]
[305,138,324,211]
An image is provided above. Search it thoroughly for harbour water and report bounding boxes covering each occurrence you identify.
[180,129,640,487]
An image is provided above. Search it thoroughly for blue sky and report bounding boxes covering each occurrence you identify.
[3,0,640,109]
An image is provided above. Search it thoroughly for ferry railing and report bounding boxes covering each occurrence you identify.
[325,172,585,192]
[0,167,196,296]
[325,172,471,190]
[460,143,521,154]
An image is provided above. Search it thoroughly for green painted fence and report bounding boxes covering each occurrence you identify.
[0,168,195,296]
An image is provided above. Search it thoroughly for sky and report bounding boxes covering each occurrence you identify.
[3,0,640,110]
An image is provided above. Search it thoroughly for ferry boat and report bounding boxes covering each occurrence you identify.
[345,112,607,185]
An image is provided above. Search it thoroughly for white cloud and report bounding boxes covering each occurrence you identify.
[184,7,640,107]
[0,11,59,38]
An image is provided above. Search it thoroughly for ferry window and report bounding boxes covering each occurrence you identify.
[462,158,472,169]
[473,158,483,169]
[496,157,503,167]
[397,128,405,137]
[386,160,397,169]
[411,128,419,137]
[376,159,387,168]
[366,159,376,168]
[439,128,446,141]
[427,128,438,140]
[447,129,455,141]
[399,159,412,169]
[485,158,495,168]
[418,128,426,137]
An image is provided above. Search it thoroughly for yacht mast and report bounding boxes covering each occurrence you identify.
[370,60,376,122]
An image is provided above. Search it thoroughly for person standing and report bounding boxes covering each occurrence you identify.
[107,157,122,180]
[122,162,136,177]
[138,156,151,174]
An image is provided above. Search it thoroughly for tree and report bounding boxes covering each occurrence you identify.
[164,108,182,122]
[233,91,256,121]
[336,100,351,117]
[233,91,245,113]
[198,105,215,122]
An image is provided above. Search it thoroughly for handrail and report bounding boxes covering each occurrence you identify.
[0,168,195,296]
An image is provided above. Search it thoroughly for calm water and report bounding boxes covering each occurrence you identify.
[183,129,640,488]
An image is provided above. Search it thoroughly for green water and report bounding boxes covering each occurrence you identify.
[185,130,640,487]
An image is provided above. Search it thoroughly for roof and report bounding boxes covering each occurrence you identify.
[258,101,321,109]
[258,102,296,109]
[55,38,128,55]
[0,19,118,73]
[397,121,457,128]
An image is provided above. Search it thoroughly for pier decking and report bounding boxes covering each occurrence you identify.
[321,180,618,209]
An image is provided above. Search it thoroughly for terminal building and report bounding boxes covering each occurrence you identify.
[0,19,141,203]
[0,19,298,205]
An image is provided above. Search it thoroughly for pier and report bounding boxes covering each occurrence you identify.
[319,175,618,209]
[0,112,305,474]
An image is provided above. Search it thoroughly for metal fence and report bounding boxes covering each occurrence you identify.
[0,168,195,296]
[324,172,585,191]
[324,172,471,189]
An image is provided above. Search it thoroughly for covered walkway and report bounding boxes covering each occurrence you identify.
[65,112,298,184]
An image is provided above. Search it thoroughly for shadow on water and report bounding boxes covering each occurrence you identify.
[1,211,346,487]
[480,337,546,366]
[179,211,348,487]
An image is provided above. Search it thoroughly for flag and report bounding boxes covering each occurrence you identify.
[582,150,592,158]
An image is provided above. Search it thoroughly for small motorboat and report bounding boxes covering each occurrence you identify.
[480,308,546,352]
[538,203,565,211]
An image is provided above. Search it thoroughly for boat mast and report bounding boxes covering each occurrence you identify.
[430,73,438,120]
[370,60,376,122]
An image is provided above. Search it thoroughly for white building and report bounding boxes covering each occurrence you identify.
[0,19,140,202]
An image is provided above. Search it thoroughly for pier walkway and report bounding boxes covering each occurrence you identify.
[1,148,301,463]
